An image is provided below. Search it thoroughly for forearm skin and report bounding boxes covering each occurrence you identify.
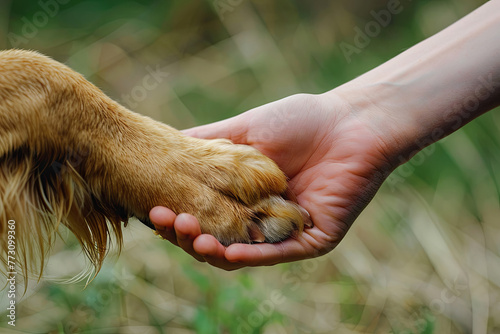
[334,0,500,166]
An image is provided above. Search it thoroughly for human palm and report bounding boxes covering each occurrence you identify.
[150,92,393,269]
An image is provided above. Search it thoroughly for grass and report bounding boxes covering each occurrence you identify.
[1,0,499,332]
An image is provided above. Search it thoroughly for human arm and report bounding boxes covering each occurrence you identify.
[339,0,500,165]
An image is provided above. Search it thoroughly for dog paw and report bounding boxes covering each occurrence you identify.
[156,137,309,246]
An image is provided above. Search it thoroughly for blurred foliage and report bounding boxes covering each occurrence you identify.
[1,0,499,333]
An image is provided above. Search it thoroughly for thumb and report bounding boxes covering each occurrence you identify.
[182,113,250,145]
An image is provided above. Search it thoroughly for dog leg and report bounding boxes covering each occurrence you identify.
[0,50,306,279]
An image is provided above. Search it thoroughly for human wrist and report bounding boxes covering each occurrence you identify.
[329,80,421,170]
[334,71,499,171]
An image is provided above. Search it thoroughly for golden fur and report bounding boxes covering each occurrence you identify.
[0,49,305,282]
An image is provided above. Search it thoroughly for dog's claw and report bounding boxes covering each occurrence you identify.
[249,224,266,243]
[297,205,313,228]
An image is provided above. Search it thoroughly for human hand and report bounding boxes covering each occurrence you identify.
[151,0,500,270]
[150,92,395,269]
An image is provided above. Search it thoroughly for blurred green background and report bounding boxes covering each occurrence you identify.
[1,0,499,333]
